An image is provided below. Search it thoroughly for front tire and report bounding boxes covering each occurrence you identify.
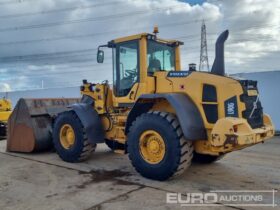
[127,111,193,181]
[53,111,96,163]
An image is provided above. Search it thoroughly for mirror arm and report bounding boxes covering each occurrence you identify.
[98,44,108,51]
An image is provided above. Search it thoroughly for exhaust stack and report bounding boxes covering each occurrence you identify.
[211,30,229,76]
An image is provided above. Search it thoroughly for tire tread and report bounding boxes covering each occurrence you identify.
[127,111,193,180]
[53,111,96,163]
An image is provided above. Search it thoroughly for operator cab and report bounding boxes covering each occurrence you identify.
[97,28,183,99]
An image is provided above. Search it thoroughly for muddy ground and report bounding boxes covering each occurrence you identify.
[0,137,279,210]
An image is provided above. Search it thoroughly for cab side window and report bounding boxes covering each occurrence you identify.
[147,41,175,76]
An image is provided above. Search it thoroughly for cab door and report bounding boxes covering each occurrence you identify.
[112,39,142,107]
[112,36,156,107]
[113,40,139,98]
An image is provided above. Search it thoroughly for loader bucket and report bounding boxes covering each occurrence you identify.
[7,98,80,153]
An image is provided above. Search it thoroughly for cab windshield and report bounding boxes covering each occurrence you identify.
[147,40,175,75]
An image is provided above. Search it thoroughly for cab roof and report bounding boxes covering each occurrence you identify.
[112,33,184,45]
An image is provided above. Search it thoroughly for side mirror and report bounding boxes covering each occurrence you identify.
[97,49,104,63]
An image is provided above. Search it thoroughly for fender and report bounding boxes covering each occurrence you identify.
[125,93,207,141]
[70,95,104,144]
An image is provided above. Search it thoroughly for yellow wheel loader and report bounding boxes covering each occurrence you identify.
[7,29,275,181]
[0,98,12,139]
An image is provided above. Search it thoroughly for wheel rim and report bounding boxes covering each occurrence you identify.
[139,130,166,164]
[59,124,75,149]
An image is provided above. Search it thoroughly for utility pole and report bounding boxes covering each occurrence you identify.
[199,20,210,71]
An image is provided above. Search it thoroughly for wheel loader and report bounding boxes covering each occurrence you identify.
[7,28,275,181]
[0,98,12,139]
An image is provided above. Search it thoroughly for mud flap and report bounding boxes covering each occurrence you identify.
[70,103,105,144]
[126,93,207,141]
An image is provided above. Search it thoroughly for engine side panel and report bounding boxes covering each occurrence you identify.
[154,71,246,130]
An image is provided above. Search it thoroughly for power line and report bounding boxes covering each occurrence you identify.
[3,59,279,82]
[0,58,97,68]
[0,5,277,49]
[0,4,200,33]
[1,61,112,73]
[1,55,278,81]
[1,63,112,81]
[2,37,279,64]
[0,58,100,70]
[0,1,123,19]
[1,29,280,71]
[0,33,205,62]
[3,53,278,81]
[0,20,278,48]
[1,68,113,84]
[0,19,203,46]
[0,48,97,62]
[1,43,279,66]
[0,45,199,63]
[0,0,35,6]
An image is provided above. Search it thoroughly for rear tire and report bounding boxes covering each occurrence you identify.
[0,122,6,139]
[127,111,193,181]
[0,121,7,140]
[53,111,96,163]
[192,152,225,164]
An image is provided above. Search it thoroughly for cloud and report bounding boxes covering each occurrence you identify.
[0,0,279,91]
[211,0,280,72]
[0,83,11,92]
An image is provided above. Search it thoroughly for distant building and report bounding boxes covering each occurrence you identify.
[0,86,80,107]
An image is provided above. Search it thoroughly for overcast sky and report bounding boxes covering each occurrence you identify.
[0,0,280,91]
